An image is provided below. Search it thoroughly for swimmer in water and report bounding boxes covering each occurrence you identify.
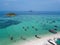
[32,26,35,28]
[53,20,56,22]
[54,25,58,28]
[22,26,25,29]
[35,28,38,31]
[10,36,13,40]
[27,26,29,29]
[54,28,57,30]
[24,29,27,31]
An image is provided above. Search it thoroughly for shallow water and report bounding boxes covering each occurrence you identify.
[0,15,60,45]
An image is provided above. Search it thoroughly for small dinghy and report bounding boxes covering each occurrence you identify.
[48,39,56,45]
[49,30,57,34]
[35,35,41,39]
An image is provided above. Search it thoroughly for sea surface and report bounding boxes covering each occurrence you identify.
[0,14,60,45]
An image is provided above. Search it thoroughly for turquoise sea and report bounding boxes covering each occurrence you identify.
[0,14,60,45]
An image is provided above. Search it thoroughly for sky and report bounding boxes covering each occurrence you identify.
[0,0,60,11]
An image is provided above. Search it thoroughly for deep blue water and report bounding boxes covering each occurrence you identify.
[0,11,60,16]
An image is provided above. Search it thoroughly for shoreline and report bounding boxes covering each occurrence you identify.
[11,32,60,45]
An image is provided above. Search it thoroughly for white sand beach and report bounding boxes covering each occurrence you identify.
[12,32,60,45]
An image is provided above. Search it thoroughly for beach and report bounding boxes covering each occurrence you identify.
[11,32,60,45]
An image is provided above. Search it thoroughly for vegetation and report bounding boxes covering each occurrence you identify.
[6,13,16,17]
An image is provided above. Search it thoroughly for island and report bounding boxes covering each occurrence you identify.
[6,13,16,17]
